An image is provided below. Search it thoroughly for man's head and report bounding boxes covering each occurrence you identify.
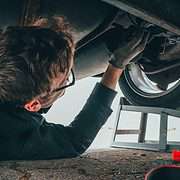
[0,25,75,112]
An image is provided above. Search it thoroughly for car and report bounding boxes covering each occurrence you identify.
[1,0,180,108]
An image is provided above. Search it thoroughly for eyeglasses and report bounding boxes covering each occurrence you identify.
[52,69,75,93]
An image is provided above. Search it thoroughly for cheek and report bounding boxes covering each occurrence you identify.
[54,89,66,98]
[40,89,66,108]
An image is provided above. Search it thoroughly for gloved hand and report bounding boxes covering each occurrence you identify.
[109,31,150,69]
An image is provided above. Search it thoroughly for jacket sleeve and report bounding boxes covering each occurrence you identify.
[64,82,117,154]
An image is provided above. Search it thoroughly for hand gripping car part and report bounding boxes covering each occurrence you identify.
[145,165,180,180]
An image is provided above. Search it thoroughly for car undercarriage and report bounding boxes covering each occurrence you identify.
[1,0,180,108]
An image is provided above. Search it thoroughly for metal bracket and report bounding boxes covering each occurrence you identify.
[111,97,180,152]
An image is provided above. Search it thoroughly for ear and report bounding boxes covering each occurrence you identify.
[24,99,42,112]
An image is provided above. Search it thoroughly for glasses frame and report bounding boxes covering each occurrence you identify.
[52,69,75,93]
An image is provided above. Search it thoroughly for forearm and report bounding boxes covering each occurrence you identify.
[65,82,117,153]
[101,64,123,90]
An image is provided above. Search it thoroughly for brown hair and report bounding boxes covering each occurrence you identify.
[32,16,71,34]
[0,17,75,105]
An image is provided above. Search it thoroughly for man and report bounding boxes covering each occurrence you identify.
[0,20,148,160]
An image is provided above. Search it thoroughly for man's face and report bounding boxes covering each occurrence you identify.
[33,40,75,111]
[38,66,75,108]
[38,69,72,109]
[38,51,75,109]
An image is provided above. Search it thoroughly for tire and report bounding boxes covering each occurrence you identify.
[119,63,180,108]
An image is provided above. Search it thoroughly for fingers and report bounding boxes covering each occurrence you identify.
[128,30,150,51]
[125,32,150,61]
[134,31,150,52]
[127,30,145,49]
[139,31,150,48]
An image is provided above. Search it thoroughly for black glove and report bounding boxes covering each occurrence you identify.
[109,31,150,69]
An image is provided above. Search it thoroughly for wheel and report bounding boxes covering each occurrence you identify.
[119,63,180,108]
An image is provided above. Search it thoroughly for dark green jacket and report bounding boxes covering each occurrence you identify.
[0,83,116,160]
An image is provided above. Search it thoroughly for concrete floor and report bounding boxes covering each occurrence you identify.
[0,148,179,180]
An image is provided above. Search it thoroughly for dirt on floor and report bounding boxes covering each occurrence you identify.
[0,148,179,180]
